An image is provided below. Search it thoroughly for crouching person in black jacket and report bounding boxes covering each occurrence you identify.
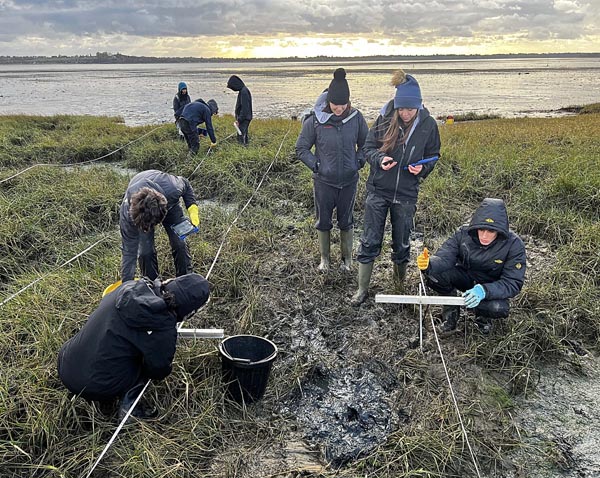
[57,273,210,419]
[416,198,526,335]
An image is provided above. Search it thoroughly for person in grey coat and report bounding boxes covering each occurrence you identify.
[227,75,253,145]
[352,70,441,306]
[119,170,200,282]
[417,198,527,335]
[296,68,368,272]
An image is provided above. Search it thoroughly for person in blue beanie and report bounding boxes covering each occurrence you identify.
[352,70,441,306]
[173,82,191,139]
[296,68,368,273]
[416,198,527,335]
[227,75,253,145]
[180,98,218,154]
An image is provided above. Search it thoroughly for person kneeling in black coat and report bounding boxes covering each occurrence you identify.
[416,198,526,335]
[58,273,210,419]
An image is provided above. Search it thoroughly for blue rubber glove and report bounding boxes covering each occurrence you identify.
[463,284,486,308]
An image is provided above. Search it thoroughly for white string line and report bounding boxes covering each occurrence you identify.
[83,125,292,478]
[0,123,169,184]
[0,233,114,308]
[187,132,237,180]
[418,270,482,478]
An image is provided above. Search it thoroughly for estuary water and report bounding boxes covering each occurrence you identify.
[0,57,598,126]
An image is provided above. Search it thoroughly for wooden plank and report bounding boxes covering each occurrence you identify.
[178,328,224,339]
[375,294,465,306]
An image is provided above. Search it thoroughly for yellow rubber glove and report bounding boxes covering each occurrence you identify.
[187,204,200,227]
[417,247,430,271]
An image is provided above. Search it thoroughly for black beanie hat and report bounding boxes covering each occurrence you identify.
[326,68,350,105]
[163,273,210,320]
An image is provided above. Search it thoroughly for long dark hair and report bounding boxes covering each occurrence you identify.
[379,111,417,154]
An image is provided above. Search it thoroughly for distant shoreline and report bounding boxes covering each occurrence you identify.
[0,51,598,66]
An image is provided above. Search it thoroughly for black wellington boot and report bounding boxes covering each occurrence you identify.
[118,382,158,422]
[439,305,460,333]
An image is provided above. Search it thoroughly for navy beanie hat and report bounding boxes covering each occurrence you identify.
[392,72,422,109]
[178,82,187,93]
[326,68,350,105]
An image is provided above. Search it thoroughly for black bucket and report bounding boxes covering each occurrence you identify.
[218,335,278,404]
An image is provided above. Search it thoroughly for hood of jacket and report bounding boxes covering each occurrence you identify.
[313,90,356,125]
[227,75,245,91]
[114,279,176,330]
[468,198,510,239]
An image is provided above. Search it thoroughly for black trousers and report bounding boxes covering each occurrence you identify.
[179,118,200,154]
[356,191,416,265]
[237,119,251,145]
[426,266,510,318]
[313,180,357,231]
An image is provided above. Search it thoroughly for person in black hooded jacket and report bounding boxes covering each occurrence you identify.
[417,198,527,335]
[226,75,253,145]
[352,70,441,306]
[173,81,191,138]
[180,98,219,154]
[57,273,210,418]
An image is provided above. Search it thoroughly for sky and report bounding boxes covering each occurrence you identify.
[0,0,599,58]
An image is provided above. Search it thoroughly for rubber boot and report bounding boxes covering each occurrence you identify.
[392,262,408,293]
[474,315,493,335]
[317,230,331,272]
[339,229,353,272]
[439,305,460,333]
[118,382,158,422]
[351,262,374,306]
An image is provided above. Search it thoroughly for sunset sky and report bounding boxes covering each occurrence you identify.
[0,0,598,58]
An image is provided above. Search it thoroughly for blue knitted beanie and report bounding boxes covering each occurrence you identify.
[394,74,422,109]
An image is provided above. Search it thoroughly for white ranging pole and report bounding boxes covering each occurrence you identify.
[375,294,465,306]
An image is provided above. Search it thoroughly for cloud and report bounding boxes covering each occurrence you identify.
[0,0,598,55]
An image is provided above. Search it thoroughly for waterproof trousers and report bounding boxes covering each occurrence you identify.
[237,119,251,145]
[179,118,200,154]
[314,179,357,232]
[356,191,416,265]
[426,266,510,319]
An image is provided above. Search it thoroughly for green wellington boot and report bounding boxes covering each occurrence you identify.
[351,262,374,306]
[317,230,331,272]
[339,229,353,272]
[392,262,408,293]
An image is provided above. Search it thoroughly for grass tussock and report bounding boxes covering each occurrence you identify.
[1,108,599,477]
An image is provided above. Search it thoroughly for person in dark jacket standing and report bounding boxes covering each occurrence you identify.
[173,81,191,138]
[296,68,368,272]
[352,70,441,306]
[58,273,210,419]
[416,198,526,335]
[120,170,200,282]
[227,75,253,145]
[180,98,219,154]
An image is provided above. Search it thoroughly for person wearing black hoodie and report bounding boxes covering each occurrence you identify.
[173,81,191,138]
[226,75,253,145]
[57,273,210,419]
[351,70,441,306]
[180,98,219,154]
[417,198,527,335]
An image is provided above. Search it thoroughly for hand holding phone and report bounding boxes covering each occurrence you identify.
[381,156,397,170]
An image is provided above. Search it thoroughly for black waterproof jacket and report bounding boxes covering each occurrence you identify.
[173,91,191,119]
[120,170,197,282]
[227,75,253,122]
[296,91,368,188]
[364,100,440,203]
[57,278,179,400]
[181,100,217,143]
[428,198,527,300]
